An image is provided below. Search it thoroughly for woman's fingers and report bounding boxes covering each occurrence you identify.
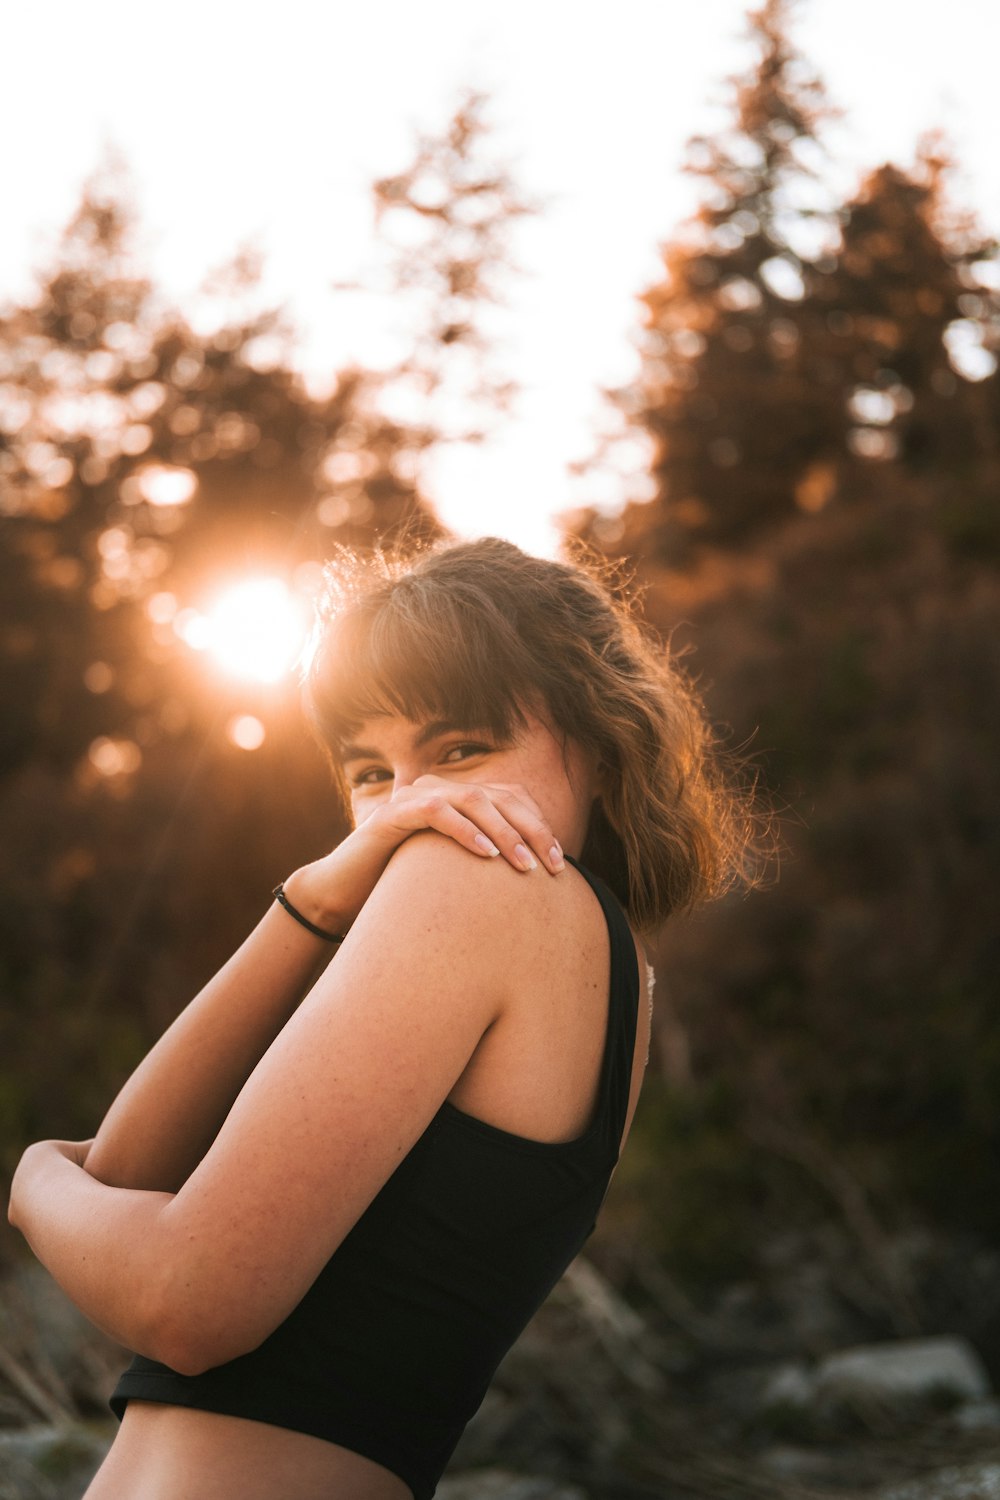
[391,778,564,874]
[394,794,519,866]
[460,782,565,873]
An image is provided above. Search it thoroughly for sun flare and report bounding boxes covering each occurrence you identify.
[183,577,310,685]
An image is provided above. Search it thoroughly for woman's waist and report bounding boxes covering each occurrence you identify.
[109,1400,413,1500]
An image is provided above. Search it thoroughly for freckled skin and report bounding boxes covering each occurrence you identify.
[342,708,602,863]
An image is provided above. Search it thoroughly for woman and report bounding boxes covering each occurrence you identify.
[9,536,757,1500]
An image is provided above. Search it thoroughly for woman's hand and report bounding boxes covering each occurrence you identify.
[368,775,564,872]
[8,1139,92,1232]
[282,777,565,936]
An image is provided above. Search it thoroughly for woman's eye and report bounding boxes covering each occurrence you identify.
[441,742,491,764]
[351,767,391,788]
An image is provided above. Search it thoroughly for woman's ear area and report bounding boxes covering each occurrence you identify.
[575,743,608,809]
[550,722,603,799]
[593,759,610,799]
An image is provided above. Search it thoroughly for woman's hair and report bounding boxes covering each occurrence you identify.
[304,536,767,935]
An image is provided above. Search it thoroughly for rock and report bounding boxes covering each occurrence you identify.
[753,1226,903,1350]
[814,1336,991,1410]
[0,1423,111,1500]
[952,1397,1000,1433]
[752,1361,826,1440]
[752,1338,994,1441]
[437,1475,588,1500]
[449,1255,664,1477]
[759,1444,859,1484]
[759,1361,817,1411]
[447,1389,546,1473]
[876,1461,1000,1499]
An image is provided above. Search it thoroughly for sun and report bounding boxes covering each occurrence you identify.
[191,577,311,685]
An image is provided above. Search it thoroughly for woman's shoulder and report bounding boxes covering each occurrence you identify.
[378,830,592,913]
[364,828,599,954]
[376,829,549,910]
[368,831,606,973]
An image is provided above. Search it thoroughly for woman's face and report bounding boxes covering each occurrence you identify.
[339,706,602,858]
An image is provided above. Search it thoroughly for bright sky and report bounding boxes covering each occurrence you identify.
[6,0,1000,556]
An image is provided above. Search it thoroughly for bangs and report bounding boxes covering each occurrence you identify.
[307,575,535,757]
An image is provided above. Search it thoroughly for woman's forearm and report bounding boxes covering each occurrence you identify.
[63,792,539,1196]
[83,902,336,1193]
[81,824,401,1194]
[9,1142,173,1358]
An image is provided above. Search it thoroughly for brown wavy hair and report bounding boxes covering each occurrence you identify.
[305,536,767,936]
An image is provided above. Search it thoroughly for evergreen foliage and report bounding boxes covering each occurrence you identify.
[366,87,537,445]
[567,2,1000,1282]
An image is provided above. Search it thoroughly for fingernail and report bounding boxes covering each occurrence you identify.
[514,843,537,871]
[549,842,564,870]
[475,834,500,856]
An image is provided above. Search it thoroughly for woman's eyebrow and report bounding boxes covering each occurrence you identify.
[339,721,471,765]
[414,718,471,748]
[339,742,380,765]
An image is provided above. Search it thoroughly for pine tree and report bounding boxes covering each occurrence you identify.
[356,88,537,448]
[820,142,999,491]
[567,14,1000,568]
[560,75,1000,1276]
[558,7,1000,1279]
[570,0,845,560]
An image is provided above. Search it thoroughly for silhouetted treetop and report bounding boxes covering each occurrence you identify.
[566,2,999,564]
[363,88,539,445]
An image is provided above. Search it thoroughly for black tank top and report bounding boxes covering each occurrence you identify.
[110,854,641,1500]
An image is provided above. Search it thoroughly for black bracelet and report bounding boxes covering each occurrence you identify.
[272,884,344,943]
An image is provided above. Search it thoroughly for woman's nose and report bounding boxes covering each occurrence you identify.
[391,763,422,794]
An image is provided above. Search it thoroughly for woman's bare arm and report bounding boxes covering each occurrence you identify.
[81,780,560,1194]
[81,905,334,1193]
[9,834,525,1369]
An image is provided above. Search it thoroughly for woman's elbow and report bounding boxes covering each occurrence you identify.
[143,1311,250,1378]
[142,1210,306,1374]
[150,1335,215,1380]
[139,1269,256,1377]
